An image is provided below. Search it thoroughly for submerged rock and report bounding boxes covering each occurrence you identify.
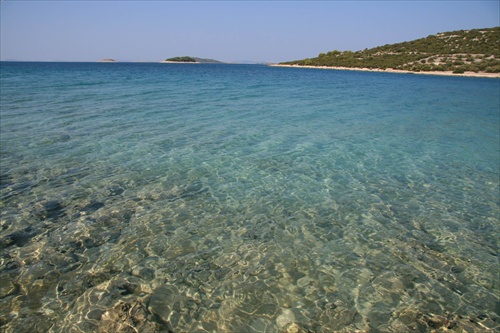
[43,200,65,219]
[0,226,38,248]
[0,173,13,189]
[180,180,207,199]
[107,185,124,196]
[82,201,105,214]
[97,300,161,333]
[276,309,296,328]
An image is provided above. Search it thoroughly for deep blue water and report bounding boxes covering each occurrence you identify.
[1,62,499,332]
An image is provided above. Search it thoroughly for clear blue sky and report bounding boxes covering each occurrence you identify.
[1,1,499,63]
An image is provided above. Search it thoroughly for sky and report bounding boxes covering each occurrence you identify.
[1,1,499,63]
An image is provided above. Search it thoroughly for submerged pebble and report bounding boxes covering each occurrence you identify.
[97,300,161,333]
[276,309,296,328]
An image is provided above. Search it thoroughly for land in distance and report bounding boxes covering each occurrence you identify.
[277,27,499,76]
[162,56,224,63]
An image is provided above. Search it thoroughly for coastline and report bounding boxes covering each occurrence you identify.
[159,60,200,64]
[269,64,500,78]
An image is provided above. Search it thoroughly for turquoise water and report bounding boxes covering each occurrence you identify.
[0,62,498,332]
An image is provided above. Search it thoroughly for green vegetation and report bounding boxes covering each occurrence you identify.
[165,56,197,63]
[164,56,224,63]
[280,27,500,73]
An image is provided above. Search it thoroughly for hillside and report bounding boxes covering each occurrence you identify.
[280,27,500,74]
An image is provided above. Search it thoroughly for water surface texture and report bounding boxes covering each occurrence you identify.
[1,62,499,332]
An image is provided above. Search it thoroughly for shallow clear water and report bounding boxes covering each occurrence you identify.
[0,62,498,332]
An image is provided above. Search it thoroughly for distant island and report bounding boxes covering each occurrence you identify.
[162,56,224,64]
[275,27,499,77]
[93,57,224,64]
[164,56,197,63]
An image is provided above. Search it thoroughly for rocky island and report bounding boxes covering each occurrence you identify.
[275,27,499,77]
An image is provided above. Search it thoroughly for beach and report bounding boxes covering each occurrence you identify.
[270,63,500,78]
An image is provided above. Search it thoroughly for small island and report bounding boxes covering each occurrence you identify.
[98,59,116,62]
[161,56,224,64]
[164,56,197,63]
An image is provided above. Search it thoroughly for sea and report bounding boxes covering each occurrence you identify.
[0,62,498,332]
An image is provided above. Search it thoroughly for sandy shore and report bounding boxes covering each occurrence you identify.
[269,64,500,78]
